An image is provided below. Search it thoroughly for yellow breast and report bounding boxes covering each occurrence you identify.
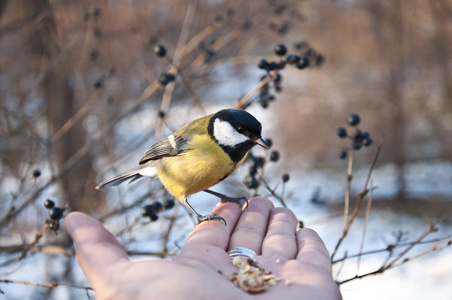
[156,133,246,202]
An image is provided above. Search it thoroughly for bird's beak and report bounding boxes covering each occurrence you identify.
[255,136,269,149]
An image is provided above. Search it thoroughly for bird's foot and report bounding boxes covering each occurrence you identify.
[203,189,249,208]
[220,195,249,208]
[196,213,227,225]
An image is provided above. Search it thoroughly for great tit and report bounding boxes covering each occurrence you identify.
[96,108,268,223]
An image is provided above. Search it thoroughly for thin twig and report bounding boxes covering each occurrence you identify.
[52,88,103,142]
[165,58,205,115]
[389,238,452,269]
[385,220,441,269]
[17,222,50,262]
[235,71,278,109]
[186,29,242,74]
[331,137,383,260]
[357,180,373,274]
[344,150,354,226]
[337,237,452,285]
[0,279,93,291]
[162,204,181,256]
[332,237,451,263]
[156,0,196,139]
[0,81,160,230]
[98,191,157,222]
[261,178,287,208]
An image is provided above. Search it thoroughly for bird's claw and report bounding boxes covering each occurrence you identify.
[220,196,249,208]
[196,213,227,226]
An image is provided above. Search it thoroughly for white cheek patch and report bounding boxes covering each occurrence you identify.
[213,119,248,147]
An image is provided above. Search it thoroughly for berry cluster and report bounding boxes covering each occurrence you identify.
[243,153,265,189]
[293,41,325,67]
[255,43,323,109]
[153,44,177,86]
[337,113,373,159]
[243,138,280,190]
[44,199,65,231]
[141,199,175,222]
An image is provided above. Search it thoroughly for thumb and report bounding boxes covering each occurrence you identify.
[65,212,129,288]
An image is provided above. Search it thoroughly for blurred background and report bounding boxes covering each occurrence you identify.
[0,0,451,299]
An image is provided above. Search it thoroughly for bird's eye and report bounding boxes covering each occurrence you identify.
[236,126,245,134]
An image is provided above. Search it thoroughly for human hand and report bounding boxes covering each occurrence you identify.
[65,197,341,300]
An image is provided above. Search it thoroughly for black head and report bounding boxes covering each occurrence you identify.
[208,109,268,163]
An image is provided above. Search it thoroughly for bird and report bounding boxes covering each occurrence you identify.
[96,108,268,224]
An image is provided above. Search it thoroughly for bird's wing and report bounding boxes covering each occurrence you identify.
[139,134,191,164]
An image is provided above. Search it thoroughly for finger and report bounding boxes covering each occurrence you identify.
[65,212,129,288]
[227,197,274,254]
[296,228,332,273]
[182,200,242,250]
[261,207,298,261]
[177,202,242,273]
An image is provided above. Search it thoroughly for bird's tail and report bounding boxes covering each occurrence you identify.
[96,163,157,189]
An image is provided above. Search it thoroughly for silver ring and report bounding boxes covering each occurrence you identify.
[228,247,256,259]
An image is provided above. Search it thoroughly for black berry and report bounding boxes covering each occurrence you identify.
[141,205,153,217]
[249,165,258,176]
[264,138,273,148]
[363,137,373,147]
[149,213,159,222]
[339,151,347,160]
[286,54,300,64]
[268,61,278,71]
[244,176,259,189]
[274,44,287,56]
[296,56,310,69]
[282,173,290,182]
[253,156,265,168]
[276,61,286,70]
[49,207,63,220]
[164,199,175,210]
[337,127,347,138]
[258,59,269,70]
[33,170,41,178]
[44,199,55,209]
[361,131,369,139]
[158,73,175,85]
[270,150,280,162]
[154,45,166,57]
[151,202,163,213]
[347,113,360,126]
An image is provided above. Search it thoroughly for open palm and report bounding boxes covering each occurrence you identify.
[66,197,341,300]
